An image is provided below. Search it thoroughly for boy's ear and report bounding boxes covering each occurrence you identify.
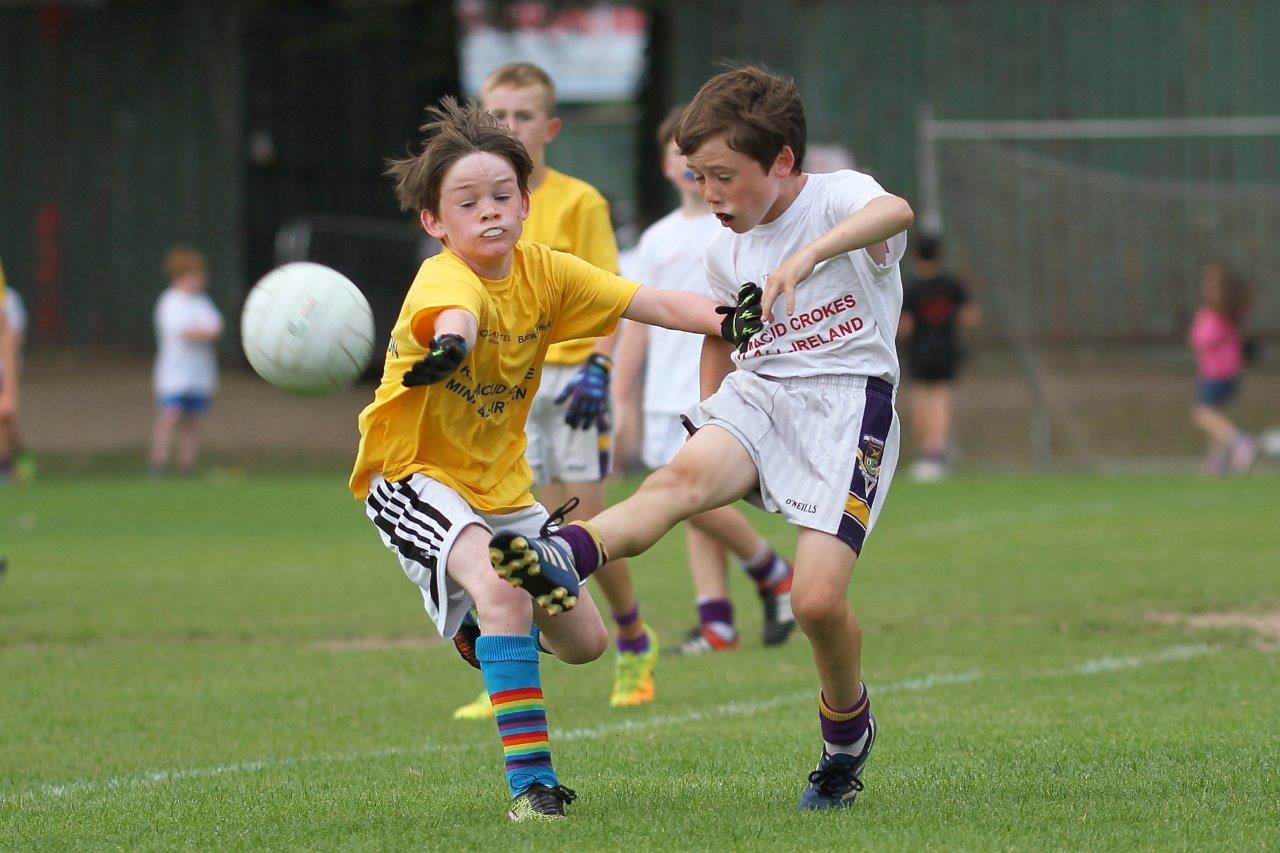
[544,115,562,144]
[421,209,446,240]
[519,190,531,221]
[773,144,797,177]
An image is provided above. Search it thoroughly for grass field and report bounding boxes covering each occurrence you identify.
[2,471,1278,849]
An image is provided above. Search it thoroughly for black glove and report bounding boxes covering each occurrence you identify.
[555,353,611,430]
[402,334,469,387]
[716,281,765,353]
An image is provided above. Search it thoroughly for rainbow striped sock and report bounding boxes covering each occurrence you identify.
[476,634,557,796]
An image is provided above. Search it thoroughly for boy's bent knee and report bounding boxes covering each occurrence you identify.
[470,573,531,624]
[546,619,608,664]
[641,463,708,513]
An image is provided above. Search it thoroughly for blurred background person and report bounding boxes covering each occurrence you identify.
[0,257,20,487]
[0,262,32,486]
[1188,262,1256,474]
[898,236,979,481]
[149,247,224,478]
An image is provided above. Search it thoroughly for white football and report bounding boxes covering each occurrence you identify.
[241,262,375,396]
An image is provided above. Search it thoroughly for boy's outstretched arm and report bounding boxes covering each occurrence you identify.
[761,195,914,322]
[402,307,478,387]
[622,285,721,338]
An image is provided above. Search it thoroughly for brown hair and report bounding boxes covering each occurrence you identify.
[386,97,533,215]
[480,61,557,115]
[1202,262,1252,326]
[675,65,806,174]
[657,104,686,147]
[164,246,206,280]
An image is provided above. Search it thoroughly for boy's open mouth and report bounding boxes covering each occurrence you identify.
[714,213,735,226]
[481,227,505,238]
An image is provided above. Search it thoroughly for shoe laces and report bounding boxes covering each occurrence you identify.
[525,783,578,813]
[807,757,864,798]
[540,497,580,537]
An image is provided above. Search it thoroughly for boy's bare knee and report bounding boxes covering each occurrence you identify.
[470,573,529,624]
[791,588,847,630]
[555,621,608,665]
[642,463,706,513]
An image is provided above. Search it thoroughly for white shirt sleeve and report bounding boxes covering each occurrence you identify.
[823,170,908,271]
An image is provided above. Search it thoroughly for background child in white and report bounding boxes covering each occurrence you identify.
[150,246,223,477]
[613,106,795,653]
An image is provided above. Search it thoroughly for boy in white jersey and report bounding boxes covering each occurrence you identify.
[614,106,795,653]
[489,66,914,811]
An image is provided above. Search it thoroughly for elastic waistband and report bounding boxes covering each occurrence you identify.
[756,372,895,396]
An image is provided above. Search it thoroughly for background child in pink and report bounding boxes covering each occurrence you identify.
[1188,262,1255,474]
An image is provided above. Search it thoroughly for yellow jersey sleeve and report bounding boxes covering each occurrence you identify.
[543,248,638,346]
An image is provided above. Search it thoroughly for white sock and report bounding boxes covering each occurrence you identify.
[824,729,869,758]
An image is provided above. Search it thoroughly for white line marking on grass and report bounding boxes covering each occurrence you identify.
[1068,643,1213,674]
[0,645,1216,806]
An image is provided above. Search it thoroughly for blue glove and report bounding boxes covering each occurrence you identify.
[555,353,611,430]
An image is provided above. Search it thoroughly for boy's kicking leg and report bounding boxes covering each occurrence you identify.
[490,426,759,596]
[789,527,874,811]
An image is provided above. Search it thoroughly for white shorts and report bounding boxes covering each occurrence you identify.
[526,362,612,484]
[642,411,690,470]
[365,473,553,639]
[687,371,900,554]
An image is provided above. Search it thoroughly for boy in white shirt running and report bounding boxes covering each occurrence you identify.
[489,66,914,811]
[614,106,795,653]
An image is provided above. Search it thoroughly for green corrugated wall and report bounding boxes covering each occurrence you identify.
[669,0,1280,200]
[0,2,243,347]
[664,0,1280,338]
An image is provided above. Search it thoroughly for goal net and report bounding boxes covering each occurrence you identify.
[917,114,1280,468]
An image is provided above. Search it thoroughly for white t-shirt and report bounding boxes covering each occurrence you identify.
[624,209,722,414]
[704,170,907,383]
[153,288,223,397]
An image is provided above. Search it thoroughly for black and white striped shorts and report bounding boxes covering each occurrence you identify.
[364,474,552,638]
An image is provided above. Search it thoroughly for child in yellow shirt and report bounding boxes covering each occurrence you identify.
[351,98,737,821]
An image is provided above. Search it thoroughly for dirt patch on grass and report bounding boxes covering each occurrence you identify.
[1150,609,1280,651]
[315,635,442,651]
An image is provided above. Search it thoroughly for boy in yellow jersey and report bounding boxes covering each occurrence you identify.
[351,98,733,821]
[447,61,656,720]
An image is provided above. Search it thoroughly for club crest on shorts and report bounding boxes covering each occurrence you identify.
[859,435,885,493]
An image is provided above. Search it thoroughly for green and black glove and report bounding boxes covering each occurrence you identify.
[716,281,765,353]
[402,334,469,387]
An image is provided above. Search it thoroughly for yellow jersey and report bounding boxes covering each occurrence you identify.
[349,242,639,512]
[524,169,619,365]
